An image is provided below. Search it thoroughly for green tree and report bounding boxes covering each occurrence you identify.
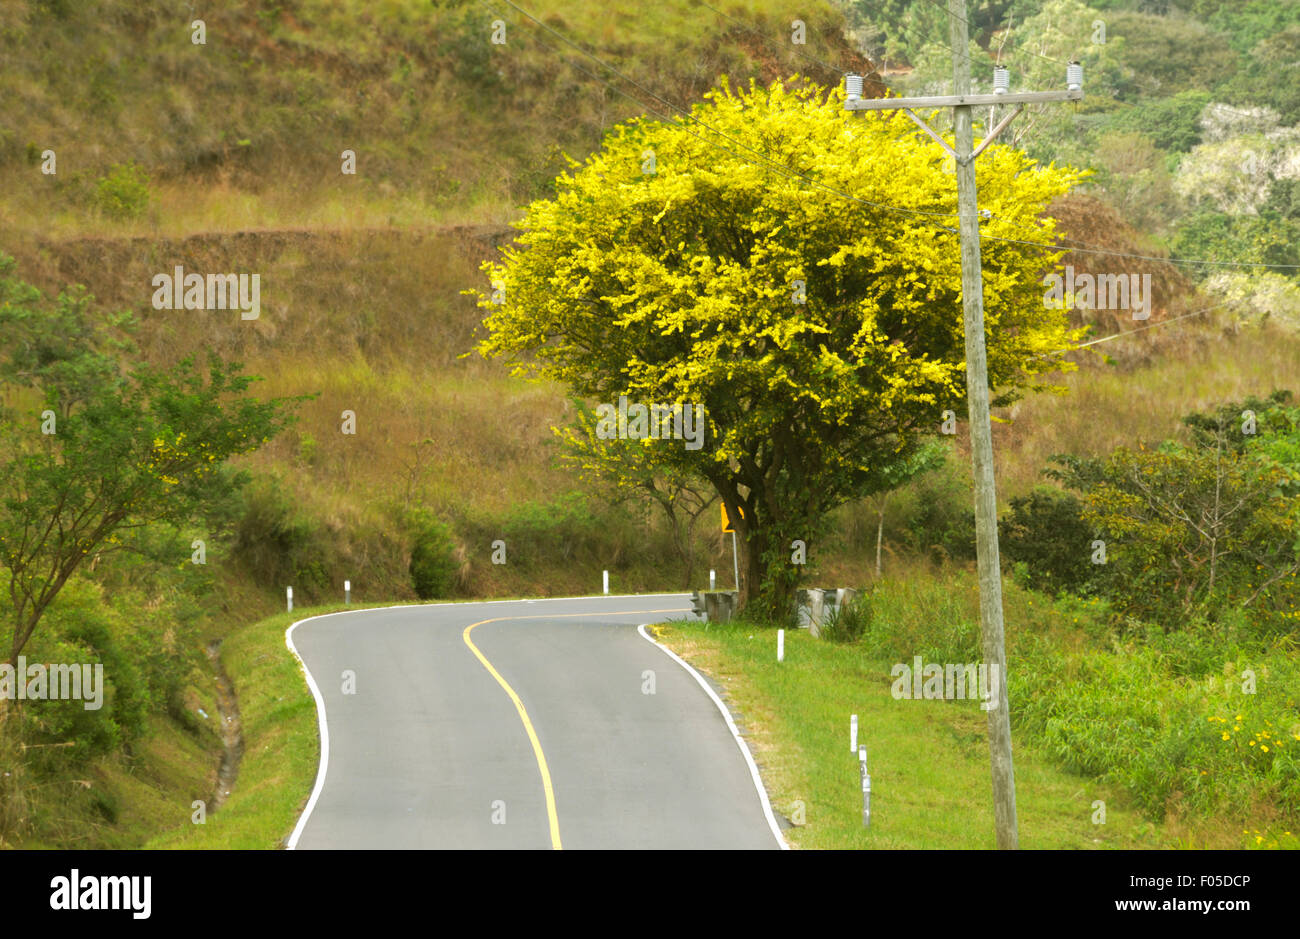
[92,162,151,220]
[1105,90,1210,153]
[1000,486,1098,596]
[473,77,1085,622]
[1050,393,1300,629]
[1216,27,1300,126]
[0,255,301,672]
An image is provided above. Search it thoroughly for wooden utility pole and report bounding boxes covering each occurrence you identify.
[844,0,1083,850]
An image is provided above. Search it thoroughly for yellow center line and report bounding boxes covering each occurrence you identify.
[461,608,690,851]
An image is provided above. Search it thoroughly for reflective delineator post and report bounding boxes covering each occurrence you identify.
[287,586,293,613]
[859,745,871,828]
[603,570,609,595]
[777,629,784,662]
[344,580,351,605]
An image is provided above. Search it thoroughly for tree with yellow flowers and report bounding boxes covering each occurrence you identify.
[475,76,1085,622]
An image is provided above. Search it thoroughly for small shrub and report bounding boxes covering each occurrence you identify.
[853,569,982,663]
[897,459,976,563]
[1000,486,1098,596]
[498,492,607,568]
[92,162,151,219]
[233,477,328,593]
[819,590,873,644]
[409,517,457,600]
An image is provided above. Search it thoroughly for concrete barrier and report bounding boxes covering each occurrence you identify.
[702,590,738,623]
[795,587,859,638]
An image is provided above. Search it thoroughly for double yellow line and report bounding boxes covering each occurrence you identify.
[461,608,688,851]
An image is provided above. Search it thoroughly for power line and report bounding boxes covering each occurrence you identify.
[1040,298,1248,357]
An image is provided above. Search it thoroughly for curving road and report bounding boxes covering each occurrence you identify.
[285,595,784,849]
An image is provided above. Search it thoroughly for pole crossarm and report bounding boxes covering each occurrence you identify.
[846,89,1081,110]
[901,108,957,161]
[901,103,1025,165]
[970,105,1024,162]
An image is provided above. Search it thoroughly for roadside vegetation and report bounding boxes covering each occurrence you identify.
[655,559,1299,849]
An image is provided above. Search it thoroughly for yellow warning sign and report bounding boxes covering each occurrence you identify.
[721,503,744,533]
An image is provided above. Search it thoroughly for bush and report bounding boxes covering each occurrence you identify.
[1106,11,1236,97]
[1044,394,1300,633]
[1104,90,1211,153]
[849,569,982,664]
[1000,486,1099,596]
[897,459,976,564]
[1011,635,1300,823]
[1172,210,1300,274]
[1,576,158,775]
[232,477,331,596]
[1215,27,1300,126]
[92,162,150,219]
[498,492,610,569]
[409,517,457,600]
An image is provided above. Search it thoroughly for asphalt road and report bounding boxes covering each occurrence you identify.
[286,595,784,849]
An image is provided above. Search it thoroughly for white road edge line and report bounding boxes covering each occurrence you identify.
[636,623,790,850]
[283,593,693,849]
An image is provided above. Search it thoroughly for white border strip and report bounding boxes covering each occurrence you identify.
[636,623,790,850]
[284,610,345,850]
[283,593,693,849]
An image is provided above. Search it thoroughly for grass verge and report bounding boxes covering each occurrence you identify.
[145,604,340,848]
[649,617,1173,849]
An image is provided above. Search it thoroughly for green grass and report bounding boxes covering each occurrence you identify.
[650,561,1300,849]
[651,617,1171,850]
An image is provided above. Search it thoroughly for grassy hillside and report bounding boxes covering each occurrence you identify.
[0,0,878,236]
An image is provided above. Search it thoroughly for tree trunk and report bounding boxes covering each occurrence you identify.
[738,525,799,625]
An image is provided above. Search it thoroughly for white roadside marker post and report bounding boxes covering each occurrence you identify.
[344,580,351,605]
[603,570,609,595]
[286,586,293,613]
[859,745,871,828]
[709,569,716,591]
[777,629,784,662]
[850,714,858,753]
